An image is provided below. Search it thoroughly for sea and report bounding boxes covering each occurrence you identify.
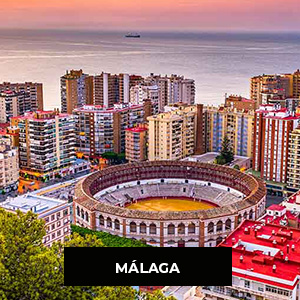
[0,29,300,110]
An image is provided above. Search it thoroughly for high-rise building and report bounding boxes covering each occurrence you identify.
[94,72,143,107]
[60,69,94,113]
[287,127,300,193]
[13,111,76,181]
[250,74,291,106]
[146,74,195,106]
[285,69,300,99]
[74,103,145,156]
[125,124,148,163]
[130,84,162,114]
[0,139,19,193]
[204,106,254,158]
[253,104,300,183]
[0,90,32,123]
[203,219,300,300]
[0,82,43,112]
[147,104,203,161]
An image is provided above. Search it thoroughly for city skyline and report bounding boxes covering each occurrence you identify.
[1,0,300,32]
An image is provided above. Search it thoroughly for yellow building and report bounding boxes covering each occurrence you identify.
[287,127,300,192]
[285,69,300,99]
[147,104,203,161]
[204,106,254,158]
[60,69,94,114]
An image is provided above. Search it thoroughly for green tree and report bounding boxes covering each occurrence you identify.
[220,135,234,164]
[214,155,226,165]
[0,209,172,300]
[140,290,176,300]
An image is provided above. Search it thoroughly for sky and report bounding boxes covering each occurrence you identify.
[0,0,299,32]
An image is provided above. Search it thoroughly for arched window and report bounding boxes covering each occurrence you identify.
[107,217,112,228]
[188,223,196,234]
[237,214,242,225]
[249,209,254,220]
[140,222,147,234]
[114,219,120,230]
[243,211,248,220]
[81,209,84,219]
[208,222,214,234]
[130,222,137,233]
[150,223,157,235]
[178,223,185,235]
[216,236,223,245]
[85,212,89,222]
[225,219,231,230]
[216,220,223,232]
[99,215,104,226]
[168,224,175,235]
[76,206,80,216]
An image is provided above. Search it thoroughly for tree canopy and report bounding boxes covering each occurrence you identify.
[215,135,234,165]
[0,209,173,300]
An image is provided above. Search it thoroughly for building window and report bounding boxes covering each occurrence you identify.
[178,223,185,235]
[130,222,137,233]
[99,215,104,226]
[114,219,120,230]
[85,212,89,223]
[208,222,214,233]
[168,224,175,235]
[140,222,147,234]
[225,219,231,230]
[150,223,157,235]
[244,280,250,289]
[188,223,195,234]
[216,220,223,232]
[77,206,80,216]
[107,217,112,228]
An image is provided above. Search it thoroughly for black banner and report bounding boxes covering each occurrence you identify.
[64,247,232,286]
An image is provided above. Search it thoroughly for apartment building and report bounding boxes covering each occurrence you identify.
[0,194,71,247]
[253,104,300,183]
[130,84,162,114]
[146,74,195,106]
[287,126,300,193]
[225,95,256,110]
[0,90,32,123]
[74,103,145,156]
[125,124,148,162]
[61,69,94,113]
[13,110,76,181]
[203,219,300,300]
[94,72,143,107]
[204,106,254,158]
[250,74,291,106]
[147,104,203,161]
[0,139,19,193]
[0,81,43,112]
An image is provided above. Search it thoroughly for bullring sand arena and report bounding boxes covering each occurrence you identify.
[127,198,215,211]
[74,161,267,247]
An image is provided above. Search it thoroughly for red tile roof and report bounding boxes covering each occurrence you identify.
[219,220,300,290]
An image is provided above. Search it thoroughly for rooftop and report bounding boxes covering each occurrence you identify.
[0,194,68,215]
[126,126,148,133]
[219,220,300,290]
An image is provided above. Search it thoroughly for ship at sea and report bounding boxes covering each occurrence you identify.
[125,33,141,38]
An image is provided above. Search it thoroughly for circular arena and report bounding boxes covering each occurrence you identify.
[74,161,266,247]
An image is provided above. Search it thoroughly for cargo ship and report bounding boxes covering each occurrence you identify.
[125,33,141,38]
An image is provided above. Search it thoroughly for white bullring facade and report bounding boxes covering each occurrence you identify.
[74,161,267,247]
